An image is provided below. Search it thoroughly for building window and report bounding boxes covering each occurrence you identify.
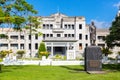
[98,36,105,41]
[35,43,38,49]
[11,44,18,49]
[72,24,74,29]
[46,24,49,29]
[64,34,67,37]
[29,35,31,40]
[50,34,53,37]
[43,34,45,38]
[43,24,45,29]
[86,43,88,47]
[79,43,82,50]
[47,34,49,37]
[50,24,53,29]
[57,34,61,37]
[20,35,24,40]
[68,34,71,37]
[98,44,105,48]
[20,44,24,49]
[85,35,88,40]
[64,24,67,29]
[10,35,18,40]
[35,34,38,40]
[72,34,74,37]
[79,24,82,29]
[0,44,8,49]
[29,43,31,49]
[68,24,71,29]
[47,46,51,52]
[79,34,82,40]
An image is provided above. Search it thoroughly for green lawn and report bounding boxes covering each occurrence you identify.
[0,64,120,80]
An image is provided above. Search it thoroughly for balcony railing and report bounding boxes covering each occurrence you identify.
[52,28,64,33]
[43,37,77,42]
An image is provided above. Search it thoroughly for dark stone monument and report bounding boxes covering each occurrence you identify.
[85,46,102,72]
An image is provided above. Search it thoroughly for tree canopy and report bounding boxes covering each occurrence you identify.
[105,15,120,48]
[0,0,38,30]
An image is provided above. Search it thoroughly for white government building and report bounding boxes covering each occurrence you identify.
[0,11,120,59]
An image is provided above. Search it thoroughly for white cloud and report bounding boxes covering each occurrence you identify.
[113,2,120,8]
[91,19,111,28]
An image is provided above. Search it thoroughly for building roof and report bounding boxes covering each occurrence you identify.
[96,28,109,32]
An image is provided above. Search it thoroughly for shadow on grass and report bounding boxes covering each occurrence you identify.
[60,66,85,73]
[0,65,24,73]
[103,64,120,71]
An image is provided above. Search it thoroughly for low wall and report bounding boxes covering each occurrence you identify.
[3,60,84,66]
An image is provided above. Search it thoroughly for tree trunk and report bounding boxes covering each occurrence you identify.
[0,64,2,72]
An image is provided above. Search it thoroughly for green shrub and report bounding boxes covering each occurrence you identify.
[54,54,67,60]
[16,50,25,58]
[55,54,62,59]
[38,42,49,58]
[0,50,13,59]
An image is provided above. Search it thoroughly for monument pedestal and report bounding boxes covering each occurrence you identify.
[85,46,102,71]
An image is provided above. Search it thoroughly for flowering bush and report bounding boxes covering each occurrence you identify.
[0,49,13,58]
[38,42,50,58]
[39,51,49,58]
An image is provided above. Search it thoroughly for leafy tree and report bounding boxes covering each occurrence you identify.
[106,14,120,48]
[0,0,40,58]
[101,47,113,56]
[0,0,38,31]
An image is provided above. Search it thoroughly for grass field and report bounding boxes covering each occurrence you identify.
[0,64,120,80]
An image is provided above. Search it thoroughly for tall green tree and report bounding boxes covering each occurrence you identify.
[0,0,38,30]
[106,14,120,48]
[38,42,47,54]
[0,0,40,58]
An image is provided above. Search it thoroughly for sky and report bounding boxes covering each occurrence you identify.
[26,0,120,28]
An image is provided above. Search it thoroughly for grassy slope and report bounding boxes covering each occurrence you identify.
[0,64,120,80]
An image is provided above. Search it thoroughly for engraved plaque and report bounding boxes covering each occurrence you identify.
[89,60,100,68]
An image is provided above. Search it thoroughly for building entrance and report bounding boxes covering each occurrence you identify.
[53,47,66,55]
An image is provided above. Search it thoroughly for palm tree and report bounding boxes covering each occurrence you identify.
[102,47,113,56]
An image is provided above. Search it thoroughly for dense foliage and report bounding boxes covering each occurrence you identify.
[106,15,120,48]
[0,49,13,58]
[101,47,113,56]
[0,34,8,39]
[16,50,25,58]
[0,0,38,30]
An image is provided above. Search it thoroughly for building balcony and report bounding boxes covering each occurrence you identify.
[43,37,77,42]
[52,28,64,33]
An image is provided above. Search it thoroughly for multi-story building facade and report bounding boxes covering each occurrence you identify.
[0,13,95,59]
[1,8,119,59]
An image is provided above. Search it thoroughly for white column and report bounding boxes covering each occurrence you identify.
[67,42,69,50]
[51,43,53,56]
[8,43,10,50]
